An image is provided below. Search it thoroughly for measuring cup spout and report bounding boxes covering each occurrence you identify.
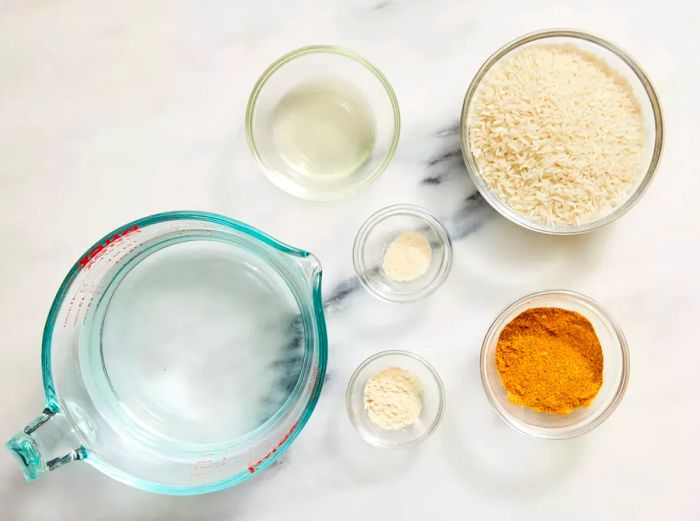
[6,408,86,481]
[299,253,322,282]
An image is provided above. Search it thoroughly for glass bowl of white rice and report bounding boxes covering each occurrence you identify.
[460,29,663,234]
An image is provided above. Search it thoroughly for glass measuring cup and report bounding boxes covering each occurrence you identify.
[6,211,327,495]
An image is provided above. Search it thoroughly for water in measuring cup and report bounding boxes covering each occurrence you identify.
[271,78,376,178]
[84,238,305,446]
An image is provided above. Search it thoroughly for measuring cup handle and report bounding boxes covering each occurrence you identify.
[6,408,86,481]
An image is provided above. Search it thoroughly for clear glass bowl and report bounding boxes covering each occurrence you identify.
[460,29,664,234]
[353,204,452,303]
[346,350,445,447]
[246,45,400,201]
[480,290,630,439]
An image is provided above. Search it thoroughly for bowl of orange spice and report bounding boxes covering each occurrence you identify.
[480,290,630,439]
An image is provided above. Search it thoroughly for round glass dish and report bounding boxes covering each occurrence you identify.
[353,204,452,303]
[346,350,445,448]
[480,290,630,439]
[246,45,400,201]
[460,29,664,234]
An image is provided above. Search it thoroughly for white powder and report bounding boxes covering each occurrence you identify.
[363,367,422,430]
[381,232,432,282]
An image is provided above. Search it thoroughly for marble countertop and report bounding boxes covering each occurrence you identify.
[1,0,698,519]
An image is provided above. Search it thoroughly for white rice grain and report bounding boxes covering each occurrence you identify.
[467,44,645,227]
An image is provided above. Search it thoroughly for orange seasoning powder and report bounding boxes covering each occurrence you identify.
[495,307,604,415]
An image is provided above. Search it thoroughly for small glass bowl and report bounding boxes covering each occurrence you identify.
[346,350,445,448]
[480,290,630,439]
[246,45,400,201]
[353,204,452,303]
[460,29,664,234]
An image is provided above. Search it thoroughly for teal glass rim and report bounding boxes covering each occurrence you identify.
[38,210,328,495]
[460,28,664,235]
[245,44,401,200]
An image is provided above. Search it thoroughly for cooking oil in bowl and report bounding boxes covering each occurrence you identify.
[271,78,376,178]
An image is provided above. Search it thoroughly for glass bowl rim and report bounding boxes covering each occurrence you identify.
[479,289,630,439]
[345,349,446,448]
[352,204,453,303]
[245,44,401,201]
[459,28,664,235]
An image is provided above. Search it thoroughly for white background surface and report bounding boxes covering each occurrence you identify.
[1,0,699,519]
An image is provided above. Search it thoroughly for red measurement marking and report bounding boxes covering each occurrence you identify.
[82,296,95,325]
[246,422,298,474]
[63,295,77,328]
[79,225,139,270]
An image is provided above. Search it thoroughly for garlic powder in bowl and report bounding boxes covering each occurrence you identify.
[381,232,432,282]
[353,204,452,303]
[364,367,423,430]
[346,350,445,447]
[461,30,663,234]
